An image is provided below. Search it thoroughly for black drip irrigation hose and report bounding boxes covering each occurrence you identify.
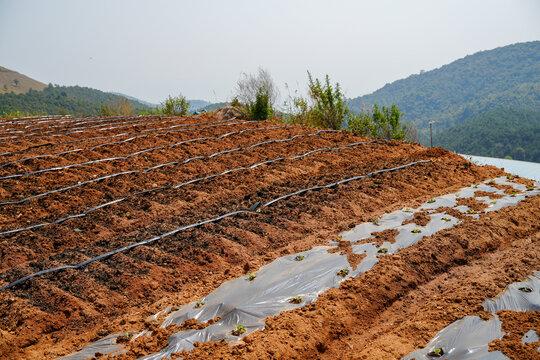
[0,116,231,148]
[0,121,276,180]
[0,125,290,204]
[0,120,253,169]
[0,159,429,292]
[0,118,244,158]
[0,129,343,234]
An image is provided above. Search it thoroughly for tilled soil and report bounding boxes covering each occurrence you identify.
[0,114,536,360]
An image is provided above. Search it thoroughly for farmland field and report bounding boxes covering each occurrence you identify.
[0,114,538,359]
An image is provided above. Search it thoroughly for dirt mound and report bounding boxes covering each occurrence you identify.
[213,106,248,120]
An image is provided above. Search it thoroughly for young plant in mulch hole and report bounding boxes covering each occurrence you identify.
[116,332,132,344]
[427,348,444,357]
[404,207,412,212]
[295,254,305,261]
[247,273,256,281]
[337,268,349,277]
[374,219,380,226]
[442,217,451,222]
[511,192,518,197]
[289,296,303,304]
[519,286,533,293]
[527,186,535,191]
[195,299,205,308]
[427,199,436,204]
[467,209,477,214]
[378,247,389,254]
[411,228,421,233]
[506,174,514,180]
[231,324,246,336]
[473,184,479,189]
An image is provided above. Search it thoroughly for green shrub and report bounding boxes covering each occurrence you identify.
[158,95,190,116]
[247,86,271,120]
[307,72,348,130]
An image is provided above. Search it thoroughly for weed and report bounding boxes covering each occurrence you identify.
[295,255,305,261]
[231,324,246,336]
[289,296,303,304]
[247,273,256,281]
[427,199,436,203]
[411,229,421,233]
[195,299,205,308]
[442,217,451,222]
[378,248,388,254]
[337,268,349,277]
[519,286,532,293]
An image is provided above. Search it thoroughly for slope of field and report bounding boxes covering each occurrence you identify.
[0,66,46,94]
[348,41,540,141]
[0,114,537,359]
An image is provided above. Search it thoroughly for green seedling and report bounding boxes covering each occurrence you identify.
[527,186,535,191]
[492,200,497,204]
[427,348,444,357]
[289,296,302,304]
[473,184,479,189]
[195,299,205,308]
[506,174,513,180]
[117,332,131,343]
[411,229,421,233]
[337,235,343,241]
[442,217,451,222]
[295,255,305,261]
[467,209,477,214]
[427,199,436,203]
[404,207,412,212]
[374,219,380,226]
[73,228,82,233]
[511,192,518,197]
[378,248,388,254]
[247,273,256,281]
[519,286,533,293]
[231,324,246,336]
[337,268,349,277]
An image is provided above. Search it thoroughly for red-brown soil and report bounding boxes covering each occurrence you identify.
[0,114,536,360]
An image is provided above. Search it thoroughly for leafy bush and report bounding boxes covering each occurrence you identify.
[100,97,133,116]
[347,104,410,140]
[158,95,190,116]
[307,72,348,130]
[247,86,271,120]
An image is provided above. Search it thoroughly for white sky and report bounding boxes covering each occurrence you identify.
[1,0,539,104]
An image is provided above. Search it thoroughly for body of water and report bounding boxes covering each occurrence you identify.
[460,154,540,181]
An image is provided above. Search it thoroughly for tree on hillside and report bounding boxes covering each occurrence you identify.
[158,95,190,116]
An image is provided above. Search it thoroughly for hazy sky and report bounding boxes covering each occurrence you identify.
[1,0,539,104]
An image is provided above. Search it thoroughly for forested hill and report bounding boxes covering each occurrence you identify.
[434,107,540,163]
[0,83,150,116]
[348,41,540,142]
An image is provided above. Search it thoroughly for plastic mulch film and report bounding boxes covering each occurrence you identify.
[402,316,508,360]
[54,178,539,359]
[483,271,540,313]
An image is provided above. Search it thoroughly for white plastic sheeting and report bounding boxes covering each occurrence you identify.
[58,178,540,360]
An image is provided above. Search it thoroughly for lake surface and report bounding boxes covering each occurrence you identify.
[460,154,540,181]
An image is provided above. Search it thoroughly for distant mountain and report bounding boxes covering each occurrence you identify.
[434,107,540,163]
[188,99,211,111]
[348,41,540,143]
[0,66,46,94]
[109,92,157,107]
[0,83,151,116]
[200,102,228,112]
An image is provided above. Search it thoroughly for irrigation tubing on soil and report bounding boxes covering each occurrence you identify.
[0,125,292,205]
[0,116,241,150]
[0,131,358,234]
[0,159,429,292]
[0,122,290,180]
[0,120,256,169]
[0,118,248,158]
